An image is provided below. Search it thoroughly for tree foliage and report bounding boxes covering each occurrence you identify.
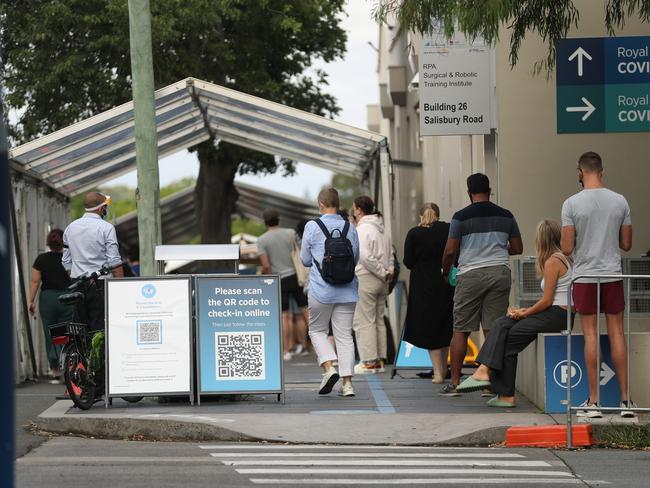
[1,0,347,243]
[330,173,365,212]
[2,0,346,142]
[374,0,650,71]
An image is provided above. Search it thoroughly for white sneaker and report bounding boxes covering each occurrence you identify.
[354,361,381,374]
[292,344,304,355]
[318,369,340,395]
[283,352,293,361]
[338,382,355,397]
[576,400,602,418]
[620,400,637,418]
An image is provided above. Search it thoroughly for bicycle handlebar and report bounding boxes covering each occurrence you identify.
[67,260,127,291]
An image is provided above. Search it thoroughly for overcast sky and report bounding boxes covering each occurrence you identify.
[107,1,380,200]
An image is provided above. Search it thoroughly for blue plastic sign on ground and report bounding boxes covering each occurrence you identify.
[544,334,620,413]
[557,36,650,133]
[196,276,283,397]
[395,340,432,370]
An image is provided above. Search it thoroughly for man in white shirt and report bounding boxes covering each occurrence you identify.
[561,151,635,418]
[63,192,123,330]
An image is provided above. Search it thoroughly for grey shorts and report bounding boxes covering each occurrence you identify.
[453,265,511,333]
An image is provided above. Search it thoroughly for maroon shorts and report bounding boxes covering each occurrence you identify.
[572,281,625,314]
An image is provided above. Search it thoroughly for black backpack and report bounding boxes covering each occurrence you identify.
[313,218,355,285]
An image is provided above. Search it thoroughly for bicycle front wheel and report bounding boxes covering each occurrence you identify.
[63,343,96,410]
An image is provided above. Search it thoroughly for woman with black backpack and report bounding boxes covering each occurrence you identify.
[300,188,360,397]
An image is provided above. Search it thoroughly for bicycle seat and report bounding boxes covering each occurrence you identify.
[58,292,84,305]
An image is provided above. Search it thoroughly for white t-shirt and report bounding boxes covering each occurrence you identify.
[257,227,297,279]
[561,188,631,283]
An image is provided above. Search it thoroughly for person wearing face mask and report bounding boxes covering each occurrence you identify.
[351,195,394,374]
[561,151,636,418]
[440,174,523,397]
[62,191,124,331]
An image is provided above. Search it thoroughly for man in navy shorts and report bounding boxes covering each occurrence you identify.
[561,151,635,418]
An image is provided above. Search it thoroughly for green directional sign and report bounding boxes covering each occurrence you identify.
[556,36,650,133]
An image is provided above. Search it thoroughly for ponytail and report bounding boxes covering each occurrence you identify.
[419,202,439,227]
[353,195,382,217]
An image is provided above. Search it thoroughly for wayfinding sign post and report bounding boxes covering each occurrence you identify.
[419,35,493,135]
[557,36,650,133]
[195,275,283,403]
[106,276,193,403]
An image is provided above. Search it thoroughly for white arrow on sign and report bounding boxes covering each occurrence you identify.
[566,97,596,121]
[600,362,615,386]
[568,47,592,77]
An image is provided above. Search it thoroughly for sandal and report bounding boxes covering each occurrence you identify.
[456,376,492,393]
[487,396,516,408]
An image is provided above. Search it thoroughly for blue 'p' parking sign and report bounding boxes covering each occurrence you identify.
[544,334,620,413]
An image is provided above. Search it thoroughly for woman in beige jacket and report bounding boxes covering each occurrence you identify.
[351,195,394,374]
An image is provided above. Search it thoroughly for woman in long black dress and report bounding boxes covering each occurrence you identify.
[403,203,453,384]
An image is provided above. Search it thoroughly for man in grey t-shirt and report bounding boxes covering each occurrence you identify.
[257,208,308,359]
[561,151,635,418]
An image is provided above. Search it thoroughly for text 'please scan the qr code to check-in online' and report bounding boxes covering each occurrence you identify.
[215,331,266,380]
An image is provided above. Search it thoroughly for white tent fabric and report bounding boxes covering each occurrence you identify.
[9,77,385,196]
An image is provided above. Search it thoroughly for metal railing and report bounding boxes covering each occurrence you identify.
[566,274,650,448]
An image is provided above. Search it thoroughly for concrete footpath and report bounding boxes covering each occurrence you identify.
[34,356,566,446]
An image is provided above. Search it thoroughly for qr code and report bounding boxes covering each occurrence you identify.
[215,332,265,381]
[137,320,162,345]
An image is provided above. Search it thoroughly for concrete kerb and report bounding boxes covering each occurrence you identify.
[35,401,554,446]
[35,401,261,443]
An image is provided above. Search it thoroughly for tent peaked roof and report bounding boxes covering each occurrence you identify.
[114,180,320,250]
[9,77,384,196]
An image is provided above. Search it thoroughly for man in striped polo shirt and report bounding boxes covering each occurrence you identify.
[440,173,523,396]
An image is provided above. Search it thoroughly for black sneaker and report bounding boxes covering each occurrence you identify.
[439,383,460,397]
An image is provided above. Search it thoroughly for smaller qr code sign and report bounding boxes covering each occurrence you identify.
[215,332,265,381]
[137,320,163,345]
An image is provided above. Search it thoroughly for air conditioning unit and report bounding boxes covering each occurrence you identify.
[623,257,650,314]
[514,257,542,307]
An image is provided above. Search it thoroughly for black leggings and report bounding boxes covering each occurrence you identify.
[476,306,568,396]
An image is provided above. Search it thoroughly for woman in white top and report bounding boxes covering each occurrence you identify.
[351,195,394,374]
[456,219,572,407]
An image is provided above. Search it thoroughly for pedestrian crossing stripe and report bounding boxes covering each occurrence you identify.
[249,478,584,485]
[210,452,526,458]
[199,444,609,485]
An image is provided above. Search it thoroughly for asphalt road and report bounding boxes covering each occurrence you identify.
[15,438,650,487]
[14,380,63,458]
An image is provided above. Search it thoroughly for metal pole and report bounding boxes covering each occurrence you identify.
[0,99,16,486]
[566,281,573,449]
[626,278,631,403]
[596,279,601,404]
[128,0,161,277]
[379,141,399,349]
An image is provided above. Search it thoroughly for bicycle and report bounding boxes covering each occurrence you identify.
[49,263,142,410]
